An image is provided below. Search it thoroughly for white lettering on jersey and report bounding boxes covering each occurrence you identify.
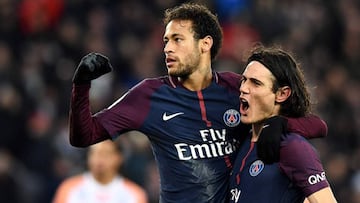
[308,172,326,185]
[175,128,237,160]
[199,129,226,142]
[230,188,241,202]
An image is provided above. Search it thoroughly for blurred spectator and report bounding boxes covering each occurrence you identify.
[0,149,43,203]
[52,140,148,203]
[0,149,20,203]
[18,0,64,35]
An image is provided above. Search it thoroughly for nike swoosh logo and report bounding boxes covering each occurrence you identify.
[162,112,184,121]
[262,124,270,129]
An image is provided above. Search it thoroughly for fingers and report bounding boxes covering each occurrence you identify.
[82,53,97,71]
[73,52,112,84]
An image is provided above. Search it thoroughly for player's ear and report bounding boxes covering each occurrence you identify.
[200,35,213,54]
[275,86,291,103]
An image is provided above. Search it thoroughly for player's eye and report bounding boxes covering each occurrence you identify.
[240,77,246,84]
[251,78,262,86]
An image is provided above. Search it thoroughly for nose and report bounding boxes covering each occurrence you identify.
[239,80,249,95]
[164,41,173,54]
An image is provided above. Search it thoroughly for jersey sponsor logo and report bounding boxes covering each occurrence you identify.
[174,128,237,160]
[230,188,241,202]
[249,160,264,176]
[308,172,326,185]
[223,109,241,127]
[162,112,184,121]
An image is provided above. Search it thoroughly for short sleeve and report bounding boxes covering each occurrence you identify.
[279,133,329,196]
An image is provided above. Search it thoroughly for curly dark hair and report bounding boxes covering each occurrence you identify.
[163,3,223,60]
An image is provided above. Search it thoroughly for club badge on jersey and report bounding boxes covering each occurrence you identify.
[223,109,241,127]
[249,160,265,177]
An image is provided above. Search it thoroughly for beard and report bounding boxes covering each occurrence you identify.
[169,63,194,78]
[168,50,201,78]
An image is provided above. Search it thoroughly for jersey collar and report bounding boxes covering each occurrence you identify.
[169,71,219,88]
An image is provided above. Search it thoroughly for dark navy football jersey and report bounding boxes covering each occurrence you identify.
[229,133,329,203]
[95,72,242,202]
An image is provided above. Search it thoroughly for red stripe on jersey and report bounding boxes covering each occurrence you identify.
[224,155,232,168]
[197,91,212,127]
[236,142,255,185]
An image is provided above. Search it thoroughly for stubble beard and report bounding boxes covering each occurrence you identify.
[168,50,201,79]
[169,63,194,79]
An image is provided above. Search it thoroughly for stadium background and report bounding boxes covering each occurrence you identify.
[0,0,359,202]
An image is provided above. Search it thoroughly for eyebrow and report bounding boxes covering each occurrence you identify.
[243,75,264,85]
[163,33,182,40]
[250,77,264,85]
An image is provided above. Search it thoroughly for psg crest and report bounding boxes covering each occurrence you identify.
[223,109,241,127]
[249,160,264,176]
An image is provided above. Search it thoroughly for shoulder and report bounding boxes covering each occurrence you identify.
[279,134,329,196]
[216,71,242,91]
[280,133,316,159]
[281,133,307,146]
[279,133,323,176]
[53,175,85,202]
[132,76,169,90]
[124,76,170,98]
[121,178,148,202]
[58,174,85,188]
[217,71,242,81]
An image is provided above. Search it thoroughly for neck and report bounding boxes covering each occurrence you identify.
[181,66,213,91]
[251,123,264,142]
[93,173,116,185]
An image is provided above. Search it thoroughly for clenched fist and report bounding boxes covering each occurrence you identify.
[72,52,113,85]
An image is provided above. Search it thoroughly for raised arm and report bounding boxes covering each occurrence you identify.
[69,84,110,147]
[69,53,113,147]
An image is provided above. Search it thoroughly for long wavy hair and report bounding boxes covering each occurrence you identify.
[246,45,311,117]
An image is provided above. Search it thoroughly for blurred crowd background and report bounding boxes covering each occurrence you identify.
[0,0,359,202]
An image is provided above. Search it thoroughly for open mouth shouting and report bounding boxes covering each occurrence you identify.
[240,97,249,115]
